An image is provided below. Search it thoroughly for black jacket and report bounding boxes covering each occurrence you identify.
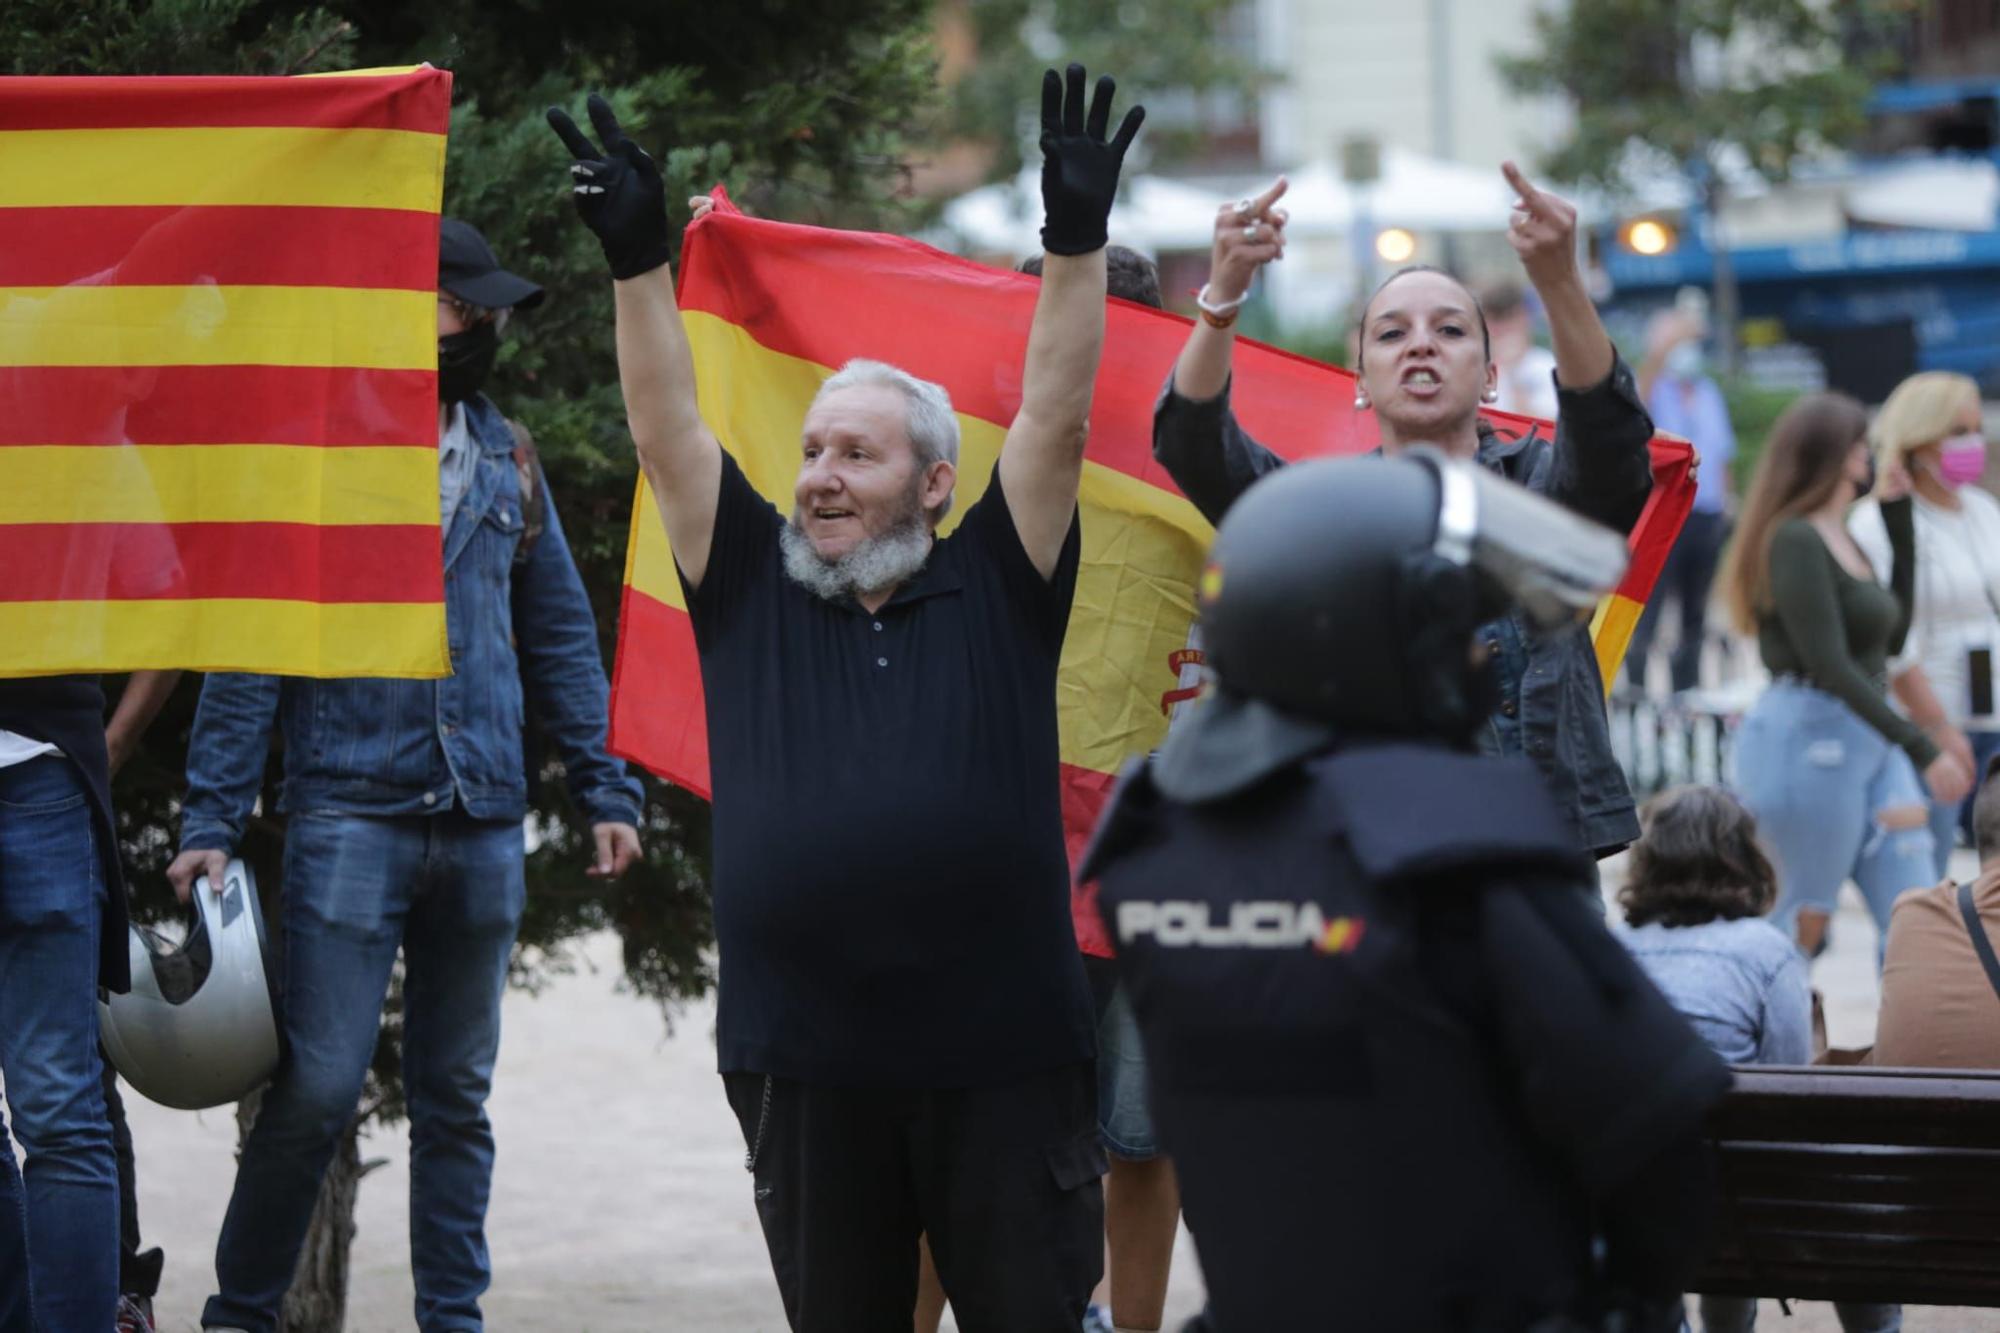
[1151,355,1656,855]
[0,676,129,992]
[1083,741,1727,1331]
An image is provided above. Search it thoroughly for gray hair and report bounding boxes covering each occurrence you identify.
[810,358,961,519]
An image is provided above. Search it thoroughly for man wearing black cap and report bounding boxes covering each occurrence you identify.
[170,219,644,1333]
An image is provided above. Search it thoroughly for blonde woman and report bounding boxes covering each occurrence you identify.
[1851,372,2000,879]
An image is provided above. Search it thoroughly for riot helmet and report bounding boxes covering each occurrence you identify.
[1153,449,1628,802]
[99,859,280,1110]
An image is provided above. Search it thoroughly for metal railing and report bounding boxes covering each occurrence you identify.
[1609,694,1740,799]
[1609,630,1764,799]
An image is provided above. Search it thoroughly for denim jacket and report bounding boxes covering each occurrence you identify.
[1152,353,1655,855]
[181,394,642,851]
[1617,917,1812,1066]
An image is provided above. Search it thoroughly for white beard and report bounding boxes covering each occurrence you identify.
[780,509,933,603]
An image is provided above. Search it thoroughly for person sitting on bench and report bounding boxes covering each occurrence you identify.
[1616,784,1901,1333]
[1877,754,2000,1071]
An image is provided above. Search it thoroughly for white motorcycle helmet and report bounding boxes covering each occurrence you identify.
[99,859,280,1110]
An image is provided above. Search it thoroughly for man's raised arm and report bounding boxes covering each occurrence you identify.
[549,95,725,588]
[998,66,1144,579]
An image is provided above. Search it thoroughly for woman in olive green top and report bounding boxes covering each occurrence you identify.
[1719,393,1974,960]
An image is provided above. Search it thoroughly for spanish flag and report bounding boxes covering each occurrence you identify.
[0,67,453,678]
[609,195,1694,864]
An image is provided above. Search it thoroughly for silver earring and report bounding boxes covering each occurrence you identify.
[1354,393,1368,410]
[1482,388,1499,403]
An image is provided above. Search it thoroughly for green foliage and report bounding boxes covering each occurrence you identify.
[19,0,948,1099]
[2,0,356,76]
[1718,375,1801,488]
[1498,0,1902,193]
[323,0,942,225]
[948,0,1265,179]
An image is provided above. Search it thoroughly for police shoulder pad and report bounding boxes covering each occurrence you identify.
[1312,745,1589,885]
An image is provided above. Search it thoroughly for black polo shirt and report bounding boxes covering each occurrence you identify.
[684,453,1095,1087]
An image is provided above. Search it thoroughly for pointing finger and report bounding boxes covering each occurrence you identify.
[1252,175,1290,214]
[1501,160,1546,216]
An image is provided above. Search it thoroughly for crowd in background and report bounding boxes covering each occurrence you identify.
[1488,284,2000,1330]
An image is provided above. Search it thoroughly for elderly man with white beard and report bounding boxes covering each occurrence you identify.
[549,68,1144,1333]
[776,357,962,601]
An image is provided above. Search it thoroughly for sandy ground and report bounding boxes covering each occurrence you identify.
[52,847,2000,1329]
[120,926,1205,1332]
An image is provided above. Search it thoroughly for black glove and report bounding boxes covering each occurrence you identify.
[1038,63,1145,257]
[546,93,674,280]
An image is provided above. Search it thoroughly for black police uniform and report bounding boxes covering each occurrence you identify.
[1082,742,1729,1332]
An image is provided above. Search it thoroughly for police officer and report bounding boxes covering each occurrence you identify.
[1081,452,1729,1332]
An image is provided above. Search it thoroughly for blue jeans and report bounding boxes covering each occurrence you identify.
[1924,728,2000,879]
[1735,681,1935,953]
[0,755,118,1333]
[202,810,527,1333]
[1095,982,1158,1161]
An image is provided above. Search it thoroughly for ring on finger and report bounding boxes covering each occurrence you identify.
[1234,196,1256,217]
[1243,223,1261,241]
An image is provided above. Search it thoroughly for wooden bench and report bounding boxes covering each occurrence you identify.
[1694,1067,2000,1308]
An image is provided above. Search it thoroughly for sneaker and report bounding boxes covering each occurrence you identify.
[1081,1305,1115,1333]
[114,1295,154,1333]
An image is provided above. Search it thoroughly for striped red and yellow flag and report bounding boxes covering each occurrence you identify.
[0,67,453,678]
[609,197,1695,860]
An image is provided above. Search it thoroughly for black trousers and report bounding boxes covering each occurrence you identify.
[1624,508,1729,695]
[724,1061,1105,1333]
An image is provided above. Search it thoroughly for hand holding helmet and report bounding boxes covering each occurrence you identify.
[166,846,228,904]
[102,858,280,1110]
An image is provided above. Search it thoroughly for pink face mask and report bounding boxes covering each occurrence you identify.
[1937,432,1987,488]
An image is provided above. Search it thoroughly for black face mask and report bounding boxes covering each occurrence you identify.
[437,320,499,405]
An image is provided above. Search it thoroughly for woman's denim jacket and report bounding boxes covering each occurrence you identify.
[1152,353,1656,855]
